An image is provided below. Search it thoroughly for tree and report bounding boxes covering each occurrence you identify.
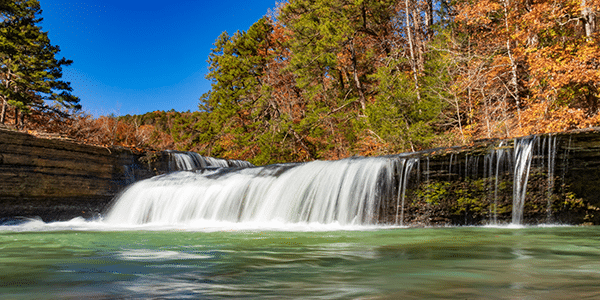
[0,0,80,126]
[279,0,397,114]
[199,17,274,160]
[453,0,600,137]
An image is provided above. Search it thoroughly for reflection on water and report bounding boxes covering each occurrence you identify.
[1,224,600,299]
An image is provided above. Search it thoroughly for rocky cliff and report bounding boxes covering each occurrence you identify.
[378,128,600,226]
[0,128,165,221]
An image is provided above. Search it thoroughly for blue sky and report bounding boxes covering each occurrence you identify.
[39,0,279,116]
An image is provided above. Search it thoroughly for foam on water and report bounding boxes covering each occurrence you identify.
[1,216,572,233]
[0,217,402,232]
[118,249,211,261]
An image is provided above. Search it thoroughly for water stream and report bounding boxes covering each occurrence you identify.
[512,137,536,224]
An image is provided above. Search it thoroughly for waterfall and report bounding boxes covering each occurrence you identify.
[512,137,536,225]
[104,133,564,227]
[493,142,511,224]
[546,135,557,221]
[482,142,513,225]
[104,157,398,226]
[168,151,254,171]
[396,158,418,225]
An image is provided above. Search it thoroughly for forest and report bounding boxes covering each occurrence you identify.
[1,0,599,165]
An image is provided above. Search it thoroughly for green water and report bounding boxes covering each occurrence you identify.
[1,226,599,299]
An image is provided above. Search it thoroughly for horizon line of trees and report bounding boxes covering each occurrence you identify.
[190,0,599,165]
[1,0,598,166]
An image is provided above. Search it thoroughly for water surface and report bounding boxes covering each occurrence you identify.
[1,223,599,299]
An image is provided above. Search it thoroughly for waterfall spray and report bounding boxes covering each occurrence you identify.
[546,135,558,221]
[105,157,397,226]
[168,151,254,171]
[512,137,536,224]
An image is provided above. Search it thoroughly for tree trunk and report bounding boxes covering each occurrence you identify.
[503,0,521,125]
[404,0,422,102]
[19,112,25,129]
[581,0,597,38]
[351,43,367,114]
[424,0,434,40]
[0,99,6,124]
[412,1,425,72]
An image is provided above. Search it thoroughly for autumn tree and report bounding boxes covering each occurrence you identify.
[196,0,459,162]
[277,0,401,157]
[366,0,458,152]
[189,0,598,164]
[453,0,600,137]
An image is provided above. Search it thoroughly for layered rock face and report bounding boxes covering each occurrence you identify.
[2,126,600,225]
[0,128,162,221]
[378,129,600,226]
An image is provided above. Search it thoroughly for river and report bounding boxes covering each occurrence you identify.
[1,222,598,299]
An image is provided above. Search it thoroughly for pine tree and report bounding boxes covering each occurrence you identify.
[199,17,273,160]
[0,0,80,126]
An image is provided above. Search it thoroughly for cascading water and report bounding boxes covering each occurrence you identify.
[105,157,400,226]
[396,158,418,225]
[512,137,536,225]
[104,133,565,227]
[546,134,558,221]
[168,151,254,171]
[487,142,512,224]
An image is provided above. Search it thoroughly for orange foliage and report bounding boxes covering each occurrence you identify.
[519,102,600,135]
[454,0,599,139]
[12,108,174,152]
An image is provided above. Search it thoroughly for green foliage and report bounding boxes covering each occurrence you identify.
[561,192,586,210]
[199,17,275,161]
[453,186,486,214]
[0,0,80,118]
[417,181,451,205]
[279,0,350,95]
[368,33,452,152]
[279,0,394,105]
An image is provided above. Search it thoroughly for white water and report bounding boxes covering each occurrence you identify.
[4,134,564,231]
[8,133,557,231]
[105,157,398,226]
[512,137,536,225]
[1,216,397,232]
[396,158,418,225]
[492,142,511,224]
[107,136,558,228]
[168,151,254,171]
[546,135,557,221]
[482,143,512,225]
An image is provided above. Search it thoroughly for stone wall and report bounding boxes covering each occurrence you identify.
[0,128,166,221]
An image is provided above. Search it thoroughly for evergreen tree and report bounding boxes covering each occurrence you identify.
[0,0,80,126]
[279,0,395,114]
[199,17,273,160]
